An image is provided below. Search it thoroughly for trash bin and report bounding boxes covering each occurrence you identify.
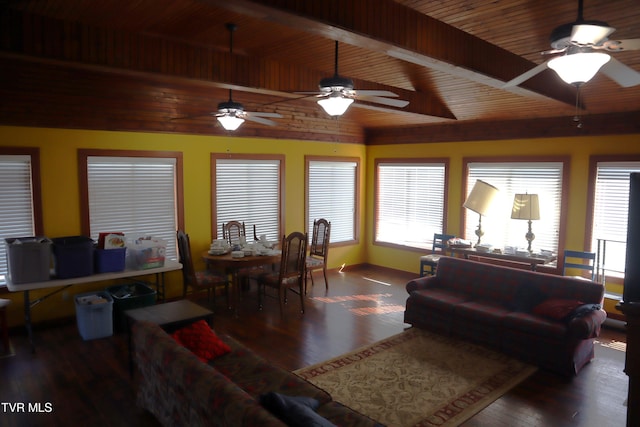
[4,237,52,284]
[107,283,156,332]
[75,291,113,340]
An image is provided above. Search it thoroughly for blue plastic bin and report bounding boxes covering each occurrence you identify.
[52,236,94,279]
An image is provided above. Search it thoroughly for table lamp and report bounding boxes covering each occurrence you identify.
[463,180,499,247]
[511,193,540,254]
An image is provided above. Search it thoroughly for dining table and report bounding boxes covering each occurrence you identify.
[201,251,281,316]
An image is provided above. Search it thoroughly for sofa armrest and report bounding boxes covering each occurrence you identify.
[406,276,440,293]
[567,309,607,339]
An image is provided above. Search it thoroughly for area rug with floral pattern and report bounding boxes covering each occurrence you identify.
[294,327,537,427]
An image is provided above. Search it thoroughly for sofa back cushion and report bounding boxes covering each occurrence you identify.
[435,257,604,307]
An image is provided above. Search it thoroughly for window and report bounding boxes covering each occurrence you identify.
[79,150,183,260]
[306,157,359,244]
[464,160,565,254]
[590,160,640,279]
[0,148,43,285]
[213,155,283,242]
[375,160,448,250]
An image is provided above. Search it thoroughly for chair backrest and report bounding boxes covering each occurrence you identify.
[432,233,456,253]
[222,221,246,247]
[279,231,308,284]
[176,230,196,285]
[562,250,596,280]
[309,218,331,260]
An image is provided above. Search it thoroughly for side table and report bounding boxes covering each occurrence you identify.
[126,299,214,376]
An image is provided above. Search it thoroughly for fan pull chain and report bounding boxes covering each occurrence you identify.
[573,84,583,129]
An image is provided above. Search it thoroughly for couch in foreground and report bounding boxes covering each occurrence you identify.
[404,256,607,376]
[132,319,382,427]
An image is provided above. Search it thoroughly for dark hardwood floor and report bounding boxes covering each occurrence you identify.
[0,265,629,427]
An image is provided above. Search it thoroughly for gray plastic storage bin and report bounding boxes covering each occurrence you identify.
[75,291,113,340]
[4,237,52,284]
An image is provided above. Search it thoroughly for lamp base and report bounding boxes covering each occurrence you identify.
[525,219,535,253]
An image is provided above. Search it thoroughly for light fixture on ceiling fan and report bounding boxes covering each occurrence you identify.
[215,23,282,131]
[296,41,409,117]
[504,0,640,88]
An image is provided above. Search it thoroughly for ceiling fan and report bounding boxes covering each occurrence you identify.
[296,41,409,116]
[214,23,282,131]
[504,0,640,88]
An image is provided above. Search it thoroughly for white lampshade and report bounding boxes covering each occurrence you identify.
[511,193,540,220]
[464,180,500,216]
[217,115,245,131]
[317,94,354,116]
[548,52,611,85]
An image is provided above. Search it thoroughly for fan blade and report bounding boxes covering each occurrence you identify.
[601,38,640,52]
[245,115,277,126]
[571,24,616,46]
[248,112,283,118]
[293,91,324,95]
[600,57,640,87]
[356,90,400,98]
[356,94,409,108]
[503,61,550,88]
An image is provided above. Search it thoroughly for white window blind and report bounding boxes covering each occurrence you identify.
[0,155,36,284]
[591,162,640,277]
[376,162,446,249]
[215,158,281,241]
[307,160,357,243]
[87,156,178,259]
[466,162,563,254]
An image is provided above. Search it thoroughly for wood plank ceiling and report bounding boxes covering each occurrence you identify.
[0,0,638,144]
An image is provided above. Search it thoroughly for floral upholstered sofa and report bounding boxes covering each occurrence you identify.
[404,256,607,376]
[132,320,382,427]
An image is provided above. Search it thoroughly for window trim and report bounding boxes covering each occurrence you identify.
[78,148,184,240]
[462,156,570,272]
[373,157,450,252]
[210,153,285,241]
[305,155,360,247]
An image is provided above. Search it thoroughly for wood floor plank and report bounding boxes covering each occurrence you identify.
[0,265,629,426]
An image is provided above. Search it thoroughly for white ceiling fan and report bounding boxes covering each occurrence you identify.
[504,0,640,88]
[296,41,409,116]
[214,23,282,131]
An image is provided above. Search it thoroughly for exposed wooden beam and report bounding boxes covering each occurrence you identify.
[0,9,453,120]
[366,111,640,145]
[200,0,577,107]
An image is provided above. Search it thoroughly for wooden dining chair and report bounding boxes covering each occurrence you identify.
[222,221,246,248]
[305,218,331,293]
[177,230,230,308]
[255,231,307,316]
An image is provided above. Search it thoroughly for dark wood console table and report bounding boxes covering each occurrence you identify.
[450,247,556,271]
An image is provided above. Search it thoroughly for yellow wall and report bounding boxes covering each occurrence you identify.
[0,125,367,326]
[365,135,640,274]
[1,126,639,326]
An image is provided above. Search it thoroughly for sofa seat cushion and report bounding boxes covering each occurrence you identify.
[212,335,330,404]
[409,288,472,311]
[502,311,568,338]
[260,392,337,427]
[454,300,511,324]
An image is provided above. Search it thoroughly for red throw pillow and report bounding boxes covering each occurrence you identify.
[171,319,231,362]
[532,298,585,321]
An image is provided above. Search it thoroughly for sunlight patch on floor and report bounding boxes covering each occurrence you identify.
[311,294,393,303]
[361,276,393,287]
[596,340,627,352]
[349,305,405,316]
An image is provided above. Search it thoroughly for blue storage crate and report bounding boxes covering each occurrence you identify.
[75,291,113,340]
[94,248,126,273]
